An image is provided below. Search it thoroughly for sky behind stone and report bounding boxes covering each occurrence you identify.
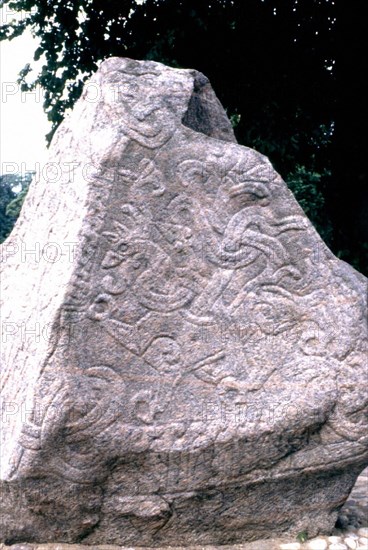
[0,22,49,177]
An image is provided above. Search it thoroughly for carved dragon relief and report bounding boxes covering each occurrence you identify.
[14,142,360,502]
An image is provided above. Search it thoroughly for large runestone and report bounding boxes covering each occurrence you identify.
[1,57,367,546]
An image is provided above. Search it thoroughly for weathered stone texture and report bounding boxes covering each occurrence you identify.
[0,57,367,546]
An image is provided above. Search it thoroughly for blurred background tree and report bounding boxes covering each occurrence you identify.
[1,0,367,274]
[0,172,33,241]
[0,175,17,242]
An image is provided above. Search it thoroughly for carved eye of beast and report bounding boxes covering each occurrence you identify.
[101,243,130,269]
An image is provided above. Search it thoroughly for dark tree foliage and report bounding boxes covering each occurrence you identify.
[0,175,17,242]
[0,0,366,273]
[328,1,368,275]
[0,173,33,241]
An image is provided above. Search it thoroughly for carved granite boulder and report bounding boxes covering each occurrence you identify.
[1,57,367,546]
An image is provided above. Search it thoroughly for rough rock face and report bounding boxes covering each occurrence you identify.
[0,57,367,546]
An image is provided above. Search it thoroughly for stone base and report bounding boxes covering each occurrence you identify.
[0,467,363,546]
